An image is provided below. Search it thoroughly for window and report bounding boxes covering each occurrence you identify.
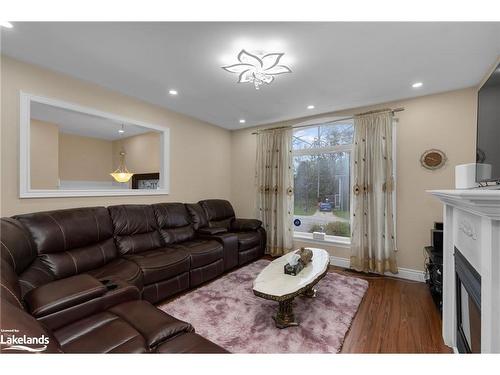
[292,120,354,243]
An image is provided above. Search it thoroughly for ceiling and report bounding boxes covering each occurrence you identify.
[31,102,154,141]
[3,22,500,130]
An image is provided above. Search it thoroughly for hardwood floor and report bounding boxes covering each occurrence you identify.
[333,266,452,353]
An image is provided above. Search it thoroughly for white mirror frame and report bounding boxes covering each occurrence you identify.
[19,92,170,198]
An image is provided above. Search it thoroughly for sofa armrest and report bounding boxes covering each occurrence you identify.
[230,218,262,232]
[197,232,239,271]
[25,274,107,318]
[37,277,140,331]
[197,227,228,235]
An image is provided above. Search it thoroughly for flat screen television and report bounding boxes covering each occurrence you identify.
[476,62,500,183]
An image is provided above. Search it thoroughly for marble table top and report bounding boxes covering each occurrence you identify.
[253,248,329,299]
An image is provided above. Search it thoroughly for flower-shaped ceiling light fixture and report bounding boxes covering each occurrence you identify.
[222,50,292,90]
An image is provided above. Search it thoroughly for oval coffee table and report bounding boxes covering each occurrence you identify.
[252,248,329,329]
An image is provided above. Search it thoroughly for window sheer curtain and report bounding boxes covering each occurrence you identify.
[350,111,398,274]
[255,128,294,256]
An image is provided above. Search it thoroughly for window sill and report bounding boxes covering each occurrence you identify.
[293,232,351,248]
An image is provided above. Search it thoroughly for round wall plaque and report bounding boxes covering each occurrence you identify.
[420,149,447,170]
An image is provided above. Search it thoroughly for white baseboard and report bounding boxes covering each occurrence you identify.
[329,256,426,283]
[329,255,351,268]
[394,266,426,282]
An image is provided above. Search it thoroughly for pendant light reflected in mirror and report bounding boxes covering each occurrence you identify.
[110,124,134,183]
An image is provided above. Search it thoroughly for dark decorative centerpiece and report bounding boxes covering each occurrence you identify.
[284,247,314,276]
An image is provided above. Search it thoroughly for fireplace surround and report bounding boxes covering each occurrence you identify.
[430,189,500,353]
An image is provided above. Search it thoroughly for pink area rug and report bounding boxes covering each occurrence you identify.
[158,259,368,353]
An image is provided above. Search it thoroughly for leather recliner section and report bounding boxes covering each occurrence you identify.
[152,203,225,288]
[197,199,266,266]
[14,207,131,296]
[108,204,190,304]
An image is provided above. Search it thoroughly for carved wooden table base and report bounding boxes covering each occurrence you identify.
[273,299,299,328]
[272,287,318,329]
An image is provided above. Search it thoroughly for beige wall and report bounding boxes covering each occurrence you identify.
[112,131,160,175]
[30,119,59,189]
[1,56,231,216]
[59,133,113,182]
[231,88,477,271]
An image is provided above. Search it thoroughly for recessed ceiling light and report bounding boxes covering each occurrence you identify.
[412,82,423,88]
[168,89,178,96]
[307,105,315,110]
[118,129,125,134]
[0,21,13,29]
[239,119,246,124]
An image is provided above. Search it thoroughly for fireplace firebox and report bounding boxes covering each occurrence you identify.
[455,247,481,353]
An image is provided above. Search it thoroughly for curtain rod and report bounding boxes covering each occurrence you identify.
[251,107,404,135]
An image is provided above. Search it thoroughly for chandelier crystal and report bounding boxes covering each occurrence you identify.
[222,49,292,90]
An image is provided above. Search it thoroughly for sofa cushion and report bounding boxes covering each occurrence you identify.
[141,273,189,304]
[15,207,114,255]
[234,232,261,251]
[190,259,224,287]
[152,203,195,245]
[108,300,192,348]
[126,248,190,285]
[14,208,119,290]
[185,203,208,230]
[86,258,143,290]
[239,246,263,266]
[108,205,162,255]
[54,311,148,353]
[153,203,191,229]
[32,238,117,280]
[177,239,223,268]
[199,199,235,222]
[54,300,193,353]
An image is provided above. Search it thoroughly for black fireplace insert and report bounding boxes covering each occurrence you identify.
[455,247,481,353]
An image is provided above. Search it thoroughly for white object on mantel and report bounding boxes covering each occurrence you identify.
[455,163,492,189]
[429,189,500,353]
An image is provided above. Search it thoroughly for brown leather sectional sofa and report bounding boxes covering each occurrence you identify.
[0,199,266,353]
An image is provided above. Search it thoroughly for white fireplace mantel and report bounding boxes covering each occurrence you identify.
[429,189,500,353]
[431,189,500,220]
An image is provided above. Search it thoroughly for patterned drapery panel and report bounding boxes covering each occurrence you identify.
[350,111,398,274]
[255,128,294,256]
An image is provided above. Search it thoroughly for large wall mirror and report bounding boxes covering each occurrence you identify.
[20,92,170,198]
